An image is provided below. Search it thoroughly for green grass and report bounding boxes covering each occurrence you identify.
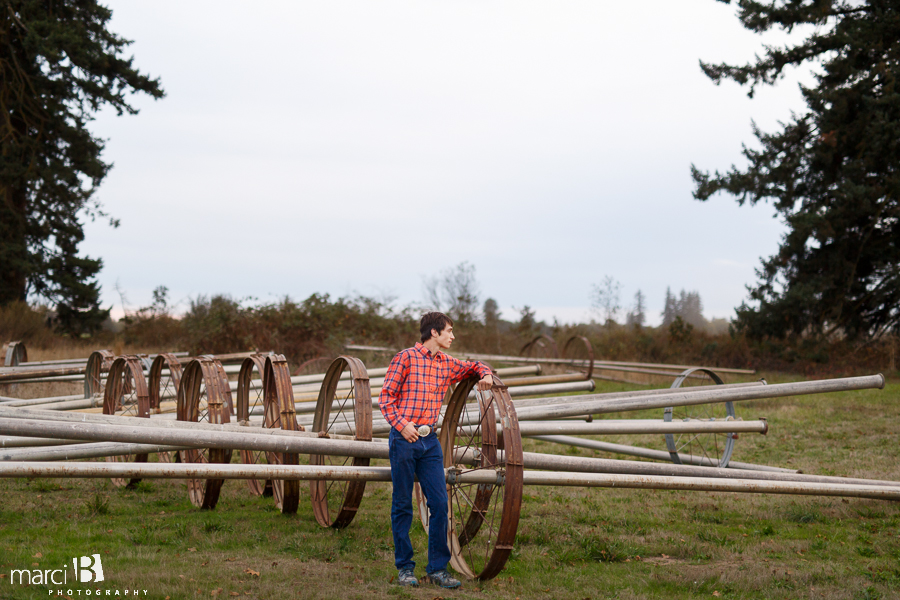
[1,376,899,599]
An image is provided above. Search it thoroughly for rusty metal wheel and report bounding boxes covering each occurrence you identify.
[148,353,185,464]
[262,354,303,513]
[664,367,736,468]
[309,356,372,528]
[177,357,233,509]
[439,377,523,580]
[562,335,594,380]
[2,341,27,367]
[103,356,151,488]
[415,376,496,546]
[148,353,184,413]
[84,350,114,401]
[236,354,273,497]
[520,334,559,360]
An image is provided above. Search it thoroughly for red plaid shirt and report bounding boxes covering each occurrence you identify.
[378,342,491,432]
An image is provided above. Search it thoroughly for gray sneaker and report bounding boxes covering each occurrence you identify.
[427,569,461,589]
[397,568,418,587]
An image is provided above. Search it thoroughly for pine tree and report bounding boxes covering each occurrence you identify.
[692,0,900,339]
[1,1,164,334]
[626,289,647,328]
[662,287,677,326]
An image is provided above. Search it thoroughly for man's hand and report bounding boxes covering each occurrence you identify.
[476,373,494,391]
[400,422,419,442]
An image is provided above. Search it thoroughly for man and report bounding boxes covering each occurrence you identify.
[378,312,494,589]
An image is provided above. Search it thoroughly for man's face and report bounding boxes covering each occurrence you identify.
[433,323,455,350]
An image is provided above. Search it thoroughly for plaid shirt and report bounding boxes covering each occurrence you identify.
[378,342,491,432]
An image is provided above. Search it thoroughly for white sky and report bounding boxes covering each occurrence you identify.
[82,1,812,326]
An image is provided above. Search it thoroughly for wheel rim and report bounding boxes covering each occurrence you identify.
[262,354,302,513]
[103,356,151,488]
[439,378,523,581]
[237,355,272,497]
[309,356,372,529]
[562,335,594,380]
[84,350,114,401]
[664,367,736,467]
[148,353,183,464]
[178,357,232,509]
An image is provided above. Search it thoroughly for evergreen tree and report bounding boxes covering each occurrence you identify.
[692,0,900,339]
[662,287,677,326]
[626,289,647,328]
[1,1,164,333]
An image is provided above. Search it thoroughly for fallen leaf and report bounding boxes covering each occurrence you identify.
[211,588,222,597]
[244,569,260,577]
[179,575,186,579]
[230,594,239,597]
[188,547,197,552]
[107,530,113,534]
[31,563,39,567]
[33,553,42,558]
[713,592,721,597]
[201,562,209,566]
[271,561,278,567]
[225,558,236,562]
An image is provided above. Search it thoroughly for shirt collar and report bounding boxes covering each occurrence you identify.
[414,342,442,359]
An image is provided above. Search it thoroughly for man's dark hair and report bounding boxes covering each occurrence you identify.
[420,312,453,343]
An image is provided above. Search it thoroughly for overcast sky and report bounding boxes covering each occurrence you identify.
[83,1,812,326]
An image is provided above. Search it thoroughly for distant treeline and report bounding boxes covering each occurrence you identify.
[1,293,897,377]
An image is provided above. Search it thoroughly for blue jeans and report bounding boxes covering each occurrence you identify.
[388,427,450,574]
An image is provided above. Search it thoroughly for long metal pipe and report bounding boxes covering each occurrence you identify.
[513,374,884,421]
[451,351,757,375]
[497,418,768,437]
[530,435,797,472]
[0,462,896,501]
[0,416,386,459]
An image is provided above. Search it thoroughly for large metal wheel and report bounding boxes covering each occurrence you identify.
[148,353,184,413]
[103,356,151,488]
[148,353,184,464]
[415,377,496,546]
[236,354,273,497]
[439,377,523,581]
[664,367,736,468]
[84,350,114,401]
[2,341,27,367]
[519,334,559,360]
[309,356,372,529]
[261,354,303,513]
[562,335,594,380]
[177,357,232,509]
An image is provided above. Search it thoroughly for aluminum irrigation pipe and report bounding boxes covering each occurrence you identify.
[490,418,769,437]
[530,435,798,472]
[0,405,362,442]
[515,449,900,488]
[452,351,757,375]
[0,436,81,448]
[0,417,387,459]
[1,442,193,461]
[0,462,897,502]
[513,374,885,421]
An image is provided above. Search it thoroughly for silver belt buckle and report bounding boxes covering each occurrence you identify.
[417,424,431,437]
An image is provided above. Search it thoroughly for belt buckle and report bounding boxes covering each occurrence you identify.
[417,424,432,437]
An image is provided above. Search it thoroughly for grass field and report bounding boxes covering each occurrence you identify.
[1,375,898,600]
